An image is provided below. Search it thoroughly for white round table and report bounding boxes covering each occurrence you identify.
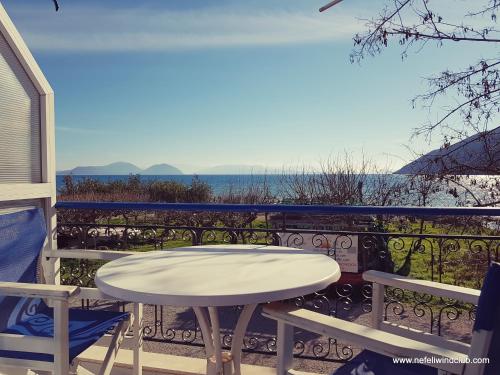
[95,244,341,375]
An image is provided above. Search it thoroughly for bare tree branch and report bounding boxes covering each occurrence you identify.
[353,0,499,163]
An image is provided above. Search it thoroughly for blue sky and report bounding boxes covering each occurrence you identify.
[2,0,495,172]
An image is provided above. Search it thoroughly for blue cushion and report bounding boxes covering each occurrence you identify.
[473,262,500,375]
[0,209,47,331]
[474,262,500,331]
[332,350,437,375]
[0,208,46,285]
[0,304,129,363]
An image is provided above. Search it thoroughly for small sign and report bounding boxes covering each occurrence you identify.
[280,233,359,273]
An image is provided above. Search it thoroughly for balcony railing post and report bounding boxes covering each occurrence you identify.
[438,240,443,284]
[122,228,129,250]
[82,225,88,250]
[431,243,435,282]
[272,232,280,246]
[194,229,203,246]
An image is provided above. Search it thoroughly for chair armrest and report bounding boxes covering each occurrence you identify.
[363,270,480,305]
[77,287,119,300]
[263,303,467,374]
[43,249,137,261]
[0,281,79,300]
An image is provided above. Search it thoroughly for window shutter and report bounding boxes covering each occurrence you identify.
[0,32,41,183]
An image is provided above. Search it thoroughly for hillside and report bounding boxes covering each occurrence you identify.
[143,163,183,175]
[396,128,500,175]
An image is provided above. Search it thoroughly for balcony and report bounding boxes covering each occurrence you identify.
[0,2,498,373]
[51,202,499,374]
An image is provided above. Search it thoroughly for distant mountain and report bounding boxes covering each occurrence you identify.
[57,162,183,175]
[395,127,500,175]
[143,163,182,175]
[195,165,280,175]
[58,162,142,175]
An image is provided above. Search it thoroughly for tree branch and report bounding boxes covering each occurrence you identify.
[386,30,500,43]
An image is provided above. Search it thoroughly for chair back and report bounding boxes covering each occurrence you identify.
[469,262,500,375]
[0,208,47,330]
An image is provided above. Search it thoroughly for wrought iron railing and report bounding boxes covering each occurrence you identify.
[55,202,500,363]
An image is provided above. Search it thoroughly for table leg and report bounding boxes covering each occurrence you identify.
[193,304,257,375]
[208,307,224,374]
[230,304,257,375]
[193,307,215,358]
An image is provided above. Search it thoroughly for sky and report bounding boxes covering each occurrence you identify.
[2,0,496,173]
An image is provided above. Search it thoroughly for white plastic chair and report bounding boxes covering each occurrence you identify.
[0,208,138,375]
[263,267,499,375]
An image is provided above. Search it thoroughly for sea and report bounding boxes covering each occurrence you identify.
[55,174,491,206]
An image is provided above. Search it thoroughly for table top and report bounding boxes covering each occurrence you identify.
[95,244,341,307]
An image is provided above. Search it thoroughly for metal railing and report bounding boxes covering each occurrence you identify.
[56,202,500,363]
